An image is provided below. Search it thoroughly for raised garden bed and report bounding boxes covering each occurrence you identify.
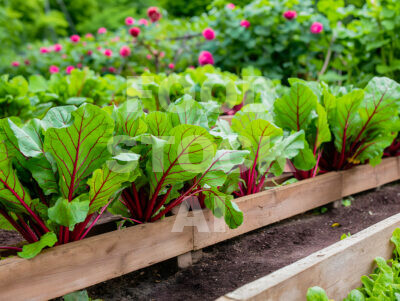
[0,157,399,300]
[217,212,400,301]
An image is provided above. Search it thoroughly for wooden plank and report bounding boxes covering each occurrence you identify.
[375,157,399,186]
[218,213,400,301]
[193,172,342,250]
[341,163,377,196]
[0,216,193,301]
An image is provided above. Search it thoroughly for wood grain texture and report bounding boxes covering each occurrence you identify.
[217,213,400,301]
[193,172,342,250]
[0,216,192,301]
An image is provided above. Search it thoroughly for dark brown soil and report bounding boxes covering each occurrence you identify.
[81,183,400,301]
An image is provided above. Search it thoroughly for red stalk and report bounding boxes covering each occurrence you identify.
[0,246,22,251]
[0,178,49,233]
[79,198,114,240]
[131,183,143,219]
[0,209,35,243]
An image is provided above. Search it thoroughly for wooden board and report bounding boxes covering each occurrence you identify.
[0,216,193,301]
[193,172,342,250]
[217,212,400,301]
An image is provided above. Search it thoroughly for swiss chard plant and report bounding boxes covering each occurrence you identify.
[273,80,331,179]
[320,77,400,170]
[218,104,305,197]
[0,103,135,258]
[109,97,248,229]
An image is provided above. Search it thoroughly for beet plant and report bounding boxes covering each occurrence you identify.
[320,77,400,170]
[109,96,248,228]
[0,103,135,258]
[214,104,306,197]
[273,80,331,179]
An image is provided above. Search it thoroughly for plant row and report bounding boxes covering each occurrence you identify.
[0,76,399,258]
[4,0,400,85]
[0,65,284,119]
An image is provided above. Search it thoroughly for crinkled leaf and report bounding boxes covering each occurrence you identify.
[306,286,329,301]
[48,198,90,231]
[18,232,57,259]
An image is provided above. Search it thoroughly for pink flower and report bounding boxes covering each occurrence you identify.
[189,66,195,69]
[104,49,113,57]
[160,51,165,58]
[310,22,323,34]
[111,36,120,42]
[66,66,75,74]
[168,63,175,69]
[62,54,68,59]
[24,59,30,65]
[87,50,93,56]
[119,45,131,57]
[283,10,297,20]
[11,61,20,67]
[202,28,216,40]
[98,27,107,34]
[147,7,161,22]
[198,51,214,66]
[53,44,62,52]
[146,54,152,60]
[125,17,135,25]
[227,3,235,9]
[129,27,141,37]
[108,67,116,73]
[40,47,49,54]
[49,65,59,74]
[240,20,250,28]
[77,63,83,68]
[85,33,94,39]
[70,35,80,43]
[138,18,149,26]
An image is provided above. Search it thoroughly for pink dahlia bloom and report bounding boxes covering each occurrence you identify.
[104,49,113,57]
[198,51,214,66]
[49,65,59,74]
[66,66,75,74]
[146,54,152,60]
[108,67,116,73]
[189,66,195,69]
[98,27,107,34]
[11,61,20,67]
[283,10,297,20]
[147,7,161,22]
[168,63,175,69]
[53,44,62,52]
[40,47,49,54]
[138,18,149,26]
[62,54,68,59]
[125,17,135,26]
[70,35,80,43]
[227,3,235,9]
[159,51,165,58]
[119,46,131,57]
[202,28,216,40]
[87,50,93,56]
[240,20,250,28]
[85,33,94,39]
[129,27,141,37]
[310,22,323,34]
[77,63,83,68]
[24,60,30,65]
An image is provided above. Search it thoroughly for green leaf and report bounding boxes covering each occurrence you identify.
[274,82,318,132]
[48,198,90,231]
[113,100,147,137]
[87,164,137,214]
[44,104,114,200]
[147,124,216,197]
[167,95,210,129]
[29,75,47,93]
[344,289,365,301]
[306,286,329,301]
[391,228,400,255]
[41,106,77,130]
[145,111,172,136]
[63,290,90,301]
[18,232,57,259]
